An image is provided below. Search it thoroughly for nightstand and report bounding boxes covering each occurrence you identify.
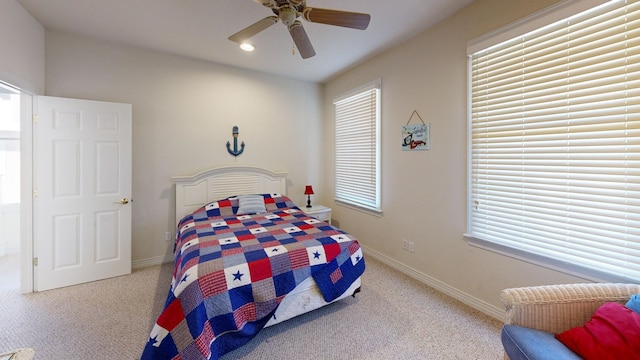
[302,205,332,224]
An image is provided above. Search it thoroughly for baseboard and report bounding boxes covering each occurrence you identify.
[132,254,173,269]
[362,245,504,321]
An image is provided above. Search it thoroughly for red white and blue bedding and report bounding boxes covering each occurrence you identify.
[141,194,365,360]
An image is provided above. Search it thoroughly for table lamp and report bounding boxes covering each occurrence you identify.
[304,185,314,208]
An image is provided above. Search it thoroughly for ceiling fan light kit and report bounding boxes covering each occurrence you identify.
[240,43,255,52]
[228,0,371,59]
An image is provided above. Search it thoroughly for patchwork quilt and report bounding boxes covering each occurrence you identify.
[141,194,365,360]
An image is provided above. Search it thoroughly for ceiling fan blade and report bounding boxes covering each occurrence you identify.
[228,16,278,43]
[303,8,371,30]
[289,21,316,59]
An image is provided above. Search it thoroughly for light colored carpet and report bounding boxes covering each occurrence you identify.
[0,254,503,359]
[0,254,171,360]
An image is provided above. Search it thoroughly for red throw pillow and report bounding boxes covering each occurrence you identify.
[555,302,640,360]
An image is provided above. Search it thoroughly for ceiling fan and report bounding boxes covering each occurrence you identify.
[229,0,371,59]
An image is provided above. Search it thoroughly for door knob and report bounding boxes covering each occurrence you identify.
[120,198,130,205]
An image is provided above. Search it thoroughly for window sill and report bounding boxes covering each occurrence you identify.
[335,199,382,218]
[464,234,638,284]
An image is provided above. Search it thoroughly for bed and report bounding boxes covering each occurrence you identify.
[141,166,365,359]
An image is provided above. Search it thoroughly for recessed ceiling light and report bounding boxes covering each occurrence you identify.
[240,43,255,52]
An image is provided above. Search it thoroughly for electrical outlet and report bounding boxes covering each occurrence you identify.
[409,241,415,253]
[403,239,409,250]
[165,231,172,241]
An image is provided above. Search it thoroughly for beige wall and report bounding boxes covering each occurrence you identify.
[324,0,590,314]
[0,0,44,93]
[5,0,602,314]
[44,31,324,264]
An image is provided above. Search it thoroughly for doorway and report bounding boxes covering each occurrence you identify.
[0,82,21,292]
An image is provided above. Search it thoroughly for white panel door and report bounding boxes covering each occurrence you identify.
[35,96,132,291]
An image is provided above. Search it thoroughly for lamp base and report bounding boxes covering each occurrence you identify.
[306,195,312,208]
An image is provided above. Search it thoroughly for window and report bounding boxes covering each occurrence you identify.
[334,81,381,213]
[467,0,640,282]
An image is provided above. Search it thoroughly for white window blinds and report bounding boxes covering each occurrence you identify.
[334,83,381,212]
[468,0,640,282]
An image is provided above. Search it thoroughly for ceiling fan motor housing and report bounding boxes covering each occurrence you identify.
[279,7,298,26]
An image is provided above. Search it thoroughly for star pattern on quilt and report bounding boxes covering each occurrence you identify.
[331,234,351,243]
[233,270,244,281]
[313,251,321,259]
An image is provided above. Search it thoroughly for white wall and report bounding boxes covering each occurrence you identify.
[324,0,590,314]
[0,0,44,93]
[44,31,324,264]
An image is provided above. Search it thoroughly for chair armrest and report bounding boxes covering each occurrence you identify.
[501,283,640,333]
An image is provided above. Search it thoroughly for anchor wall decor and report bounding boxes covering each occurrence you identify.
[226,126,245,157]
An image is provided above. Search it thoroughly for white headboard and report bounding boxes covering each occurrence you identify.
[172,165,288,224]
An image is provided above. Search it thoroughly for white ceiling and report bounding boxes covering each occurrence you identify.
[17,0,474,83]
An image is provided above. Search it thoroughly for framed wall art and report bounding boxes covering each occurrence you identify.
[401,110,429,151]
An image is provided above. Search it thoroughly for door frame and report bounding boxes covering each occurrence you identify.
[20,91,33,293]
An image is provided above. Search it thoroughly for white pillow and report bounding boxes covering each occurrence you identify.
[236,194,267,215]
